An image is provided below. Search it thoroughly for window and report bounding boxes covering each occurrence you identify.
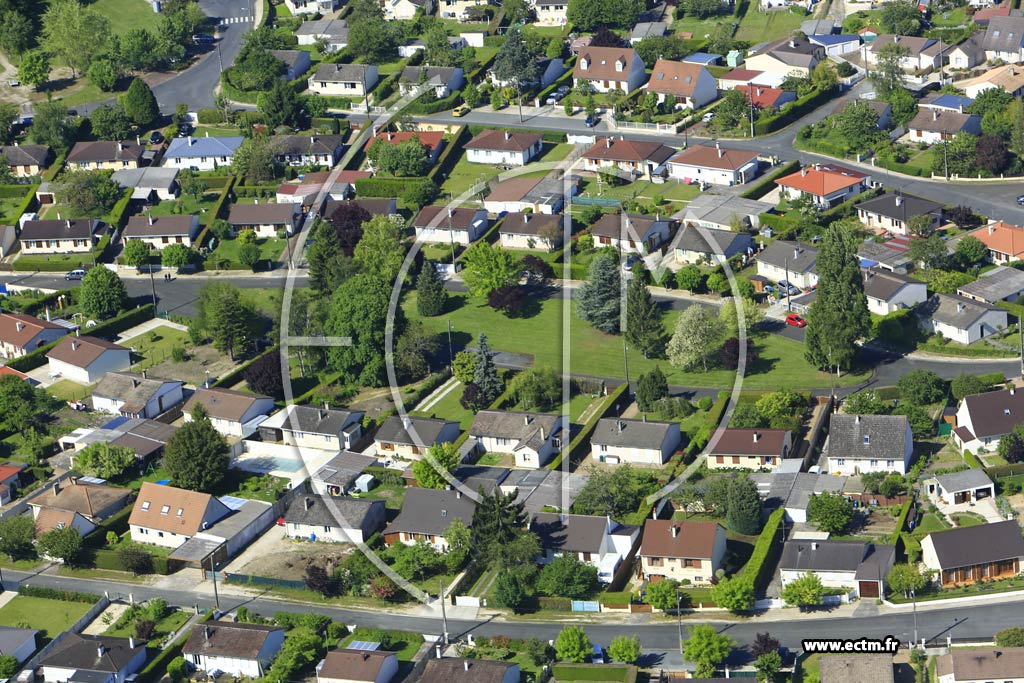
[837,458,845,466]
[177,508,184,517]
[324,526,331,532]
[684,559,696,568]
[870,459,878,467]
[649,557,663,566]
[732,456,740,464]
[160,504,170,515]
[141,501,151,511]
[887,460,894,467]
[716,456,724,464]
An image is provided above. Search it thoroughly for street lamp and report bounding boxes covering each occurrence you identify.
[676,591,684,655]
[910,589,918,648]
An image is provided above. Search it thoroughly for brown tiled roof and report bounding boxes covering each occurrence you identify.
[464,129,542,152]
[31,481,131,517]
[20,218,100,241]
[573,46,640,81]
[498,212,562,236]
[363,130,444,153]
[124,215,196,238]
[936,648,1024,681]
[719,68,762,82]
[736,84,791,108]
[129,482,227,535]
[413,206,485,230]
[46,336,127,369]
[183,621,283,659]
[67,140,145,165]
[228,203,297,226]
[589,212,670,239]
[646,59,708,96]
[421,659,517,683]
[183,387,272,422]
[776,165,864,195]
[485,176,544,202]
[668,144,758,172]
[317,649,397,681]
[709,428,791,456]
[583,137,675,164]
[34,508,80,535]
[0,313,65,348]
[640,519,721,559]
[908,109,976,134]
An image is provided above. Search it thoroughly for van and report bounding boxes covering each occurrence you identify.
[65,269,86,281]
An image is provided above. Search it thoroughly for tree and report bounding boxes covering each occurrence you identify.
[933,133,978,178]
[75,442,136,479]
[0,375,58,435]
[811,61,838,92]
[976,134,1010,174]
[366,137,429,176]
[726,476,763,535]
[164,405,230,491]
[755,390,804,429]
[805,223,870,372]
[880,0,922,35]
[522,255,556,282]
[242,352,284,398]
[54,169,123,215]
[999,428,1024,464]
[644,578,681,611]
[31,101,73,152]
[608,635,641,664]
[452,351,477,384]
[951,373,989,401]
[91,104,133,140]
[751,633,780,659]
[720,337,759,371]
[871,42,910,96]
[574,465,657,518]
[904,213,934,238]
[258,78,304,129]
[19,50,50,91]
[117,543,153,575]
[710,577,754,613]
[719,297,764,336]
[354,215,406,285]
[995,627,1024,648]
[676,265,705,292]
[566,0,642,30]
[887,563,927,597]
[955,235,987,267]
[836,100,881,153]
[683,624,734,678]
[326,275,398,386]
[510,366,561,410]
[898,369,946,405]
[38,526,83,565]
[122,239,151,270]
[121,78,159,127]
[43,0,112,78]
[494,569,527,610]
[473,334,503,405]
[0,515,35,560]
[668,304,722,371]
[238,242,261,271]
[162,243,196,270]
[199,282,253,361]
[0,11,33,58]
[80,267,128,320]
[636,366,668,412]
[492,31,540,110]
[462,243,519,298]
[471,487,527,565]
[0,655,19,679]
[908,233,950,269]
[577,254,621,333]
[412,442,460,489]
[681,0,721,17]
[537,555,598,599]
[755,651,783,682]
[781,572,825,608]
[625,278,665,358]
[232,134,279,182]
[444,517,472,572]
[416,262,446,317]
[808,491,854,534]
[395,320,438,382]
[555,626,592,663]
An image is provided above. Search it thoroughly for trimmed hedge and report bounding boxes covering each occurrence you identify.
[753,87,838,136]
[41,155,65,183]
[468,125,567,144]
[964,450,984,468]
[550,665,636,682]
[888,498,914,546]
[212,345,280,389]
[738,507,785,592]
[19,585,101,603]
[136,611,213,683]
[354,176,434,198]
[550,382,628,470]
[106,188,134,231]
[427,126,469,182]
[197,109,226,124]
[739,160,799,200]
[194,176,237,249]
[406,91,462,115]
[0,184,33,199]
[987,463,1024,478]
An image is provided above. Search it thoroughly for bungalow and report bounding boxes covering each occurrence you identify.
[821,655,895,683]
[46,336,130,384]
[925,468,995,506]
[0,627,38,665]
[860,100,893,128]
[111,167,179,202]
[274,135,345,167]
[468,410,563,468]
[983,15,1024,63]
[638,519,727,584]
[0,144,52,176]
[775,164,867,208]
[957,265,1024,303]
[959,64,1024,98]
[39,634,147,683]
[420,659,518,683]
[162,135,244,171]
[307,63,379,98]
[364,130,444,166]
[316,649,400,683]
[866,35,943,72]
[412,206,489,245]
[756,240,819,290]
[752,470,848,524]
[437,0,493,20]
[0,312,70,359]
[922,92,976,113]
[779,540,896,599]
[967,221,1024,263]
[679,194,773,234]
[283,494,386,544]
[498,212,564,251]
[67,140,145,170]
[373,415,461,459]
[581,137,675,180]
[383,0,432,20]
[284,0,338,14]
[34,507,95,537]
[488,57,565,90]
[919,293,1008,344]
[672,224,754,265]
[91,372,184,419]
[707,428,794,470]
[30,480,132,528]
[953,386,1024,453]
[907,109,982,144]
[296,19,349,52]
[808,33,861,56]
[590,417,681,465]
[921,520,1024,586]
[589,212,674,253]
[717,68,763,90]
[310,451,378,496]
[530,512,639,583]
[822,414,913,475]
[936,648,1024,683]
[123,215,201,249]
[856,192,943,236]
[483,175,571,215]
[666,143,759,186]
[572,47,646,94]
[398,66,464,98]
[270,50,311,82]
[745,36,824,77]
[183,622,285,678]
[20,218,101,254]
[533,0,568,24]
[228,203,300,238]
[183,387,276,438]
[644,60,718,109]
[858,241,914,274]
[382,488,474,550]
[736,84,797,110]
[260,404,365,451]
[279,170,369,207]
[465,130,543,166]
[129,482,231,548]
[862,269,928,315]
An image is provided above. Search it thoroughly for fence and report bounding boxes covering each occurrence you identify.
[571,196,621,207]
[612,120,677,133]
[17,595,110,678]
[571,600,601,612]
[208,571,308,591]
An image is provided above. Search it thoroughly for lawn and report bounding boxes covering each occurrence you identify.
[91,0,164,34]
[411,381,475,429]
[793,653,821,683]
[0,596,92,643]
[147,193,220,226]
[341,629,423,663]
[121,325,192,371]
[736,7,807,41]
[441,157,504,197]
[103,609,189,640]
[361,483,406,510]
[576,178,701,204]
[0,193,31,224]
[48,379,92,402]
[208,236,287,268]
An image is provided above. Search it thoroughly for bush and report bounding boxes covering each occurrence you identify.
[19,585,100,603]
[738,508,785,591]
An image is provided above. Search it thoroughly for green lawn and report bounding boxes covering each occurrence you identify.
[576,178,701,204]
[793,653,821,683]
[441,157,504,197]
[147,193,220,226]
[411,381,475,429]
[736,7,807,41]
[92,0,164,34]
[208,236,287,268]
[341,629,422,663]
[122,325,192,371]
[360,483,406,510]
[0,193,31,224]
[104,609,189,639]
[0,596,91,643]
[48,379,92,402]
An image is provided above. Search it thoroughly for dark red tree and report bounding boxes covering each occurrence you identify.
[243,352,284,398]
[488,285,525,316]
[976,135,1009,175]
[521,254,556,283]
[328,202,372,257]
[589,27,627,47]
[720,337,759,370]
[460,382,485,412]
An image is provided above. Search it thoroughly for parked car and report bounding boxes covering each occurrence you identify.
[785,313,806,328]
[452,104,470,117]
[545,91,565,105]
[702,112,716,123]
[65,269,86,281]
[777,280,801,296]
[149,131,164,145]
[585,113,598,127]
[192,33,215,44]
[1017,194,1024,206]
[591,646,605,664]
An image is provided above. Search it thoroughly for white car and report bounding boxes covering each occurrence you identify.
[702,112,716,123]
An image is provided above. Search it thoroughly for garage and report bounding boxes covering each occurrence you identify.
[858,580,880,598]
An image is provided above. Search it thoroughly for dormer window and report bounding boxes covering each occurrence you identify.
[141,501,151,511]
[615,58,625,72]
[580,57,589,69]
[863,435,870,445]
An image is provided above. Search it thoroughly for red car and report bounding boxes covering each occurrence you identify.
[785,313,806,328]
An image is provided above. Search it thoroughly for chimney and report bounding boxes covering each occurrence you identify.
[642,414,646,423]
[523,214,529,223]
[793,247,800,259]
[958,302,966,313]
[540,427,546,440]
[205,626,211,640]
[131,378,139,388]
[304,497,312,510]
[895,195,902,207]
[933,109,939,121]
[129,637,135,650]
[788,39,795,48]
[319,409,326,420]
[435,645,442,659]
[119,143,126,151]
[136,136,141,146]
[990,225,997,235]
[855,415,860,424]
[812,542,818,550]
[402,416,411,429]
[71,341,78,351]
[323,401,329,410]
[97,646,105,658]
[505,131,511,141]
[310,136,316,145]
[757,87,763,97]
[456,490,462,499]
[205,131,209,138]
[801,167,808,176]
[671,524,678,538]
[959,104,964,114]
[524,415,530,425]
[53,481,60,495]
[142,369,147,379]
[1012,387,1017,396]
[464,661,470,672]
[617,420,624,433]
[66,220,71,230]
[447,207,454,218]
[188,136,194,146]
[717,142,724,158]
[57,212,61,220]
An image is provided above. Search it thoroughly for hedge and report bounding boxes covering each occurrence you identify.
[12,254,96,272]
[92,548,169,574]
[9,183,38,221]
[106,188,134,231]
[19,585,101,603]
[197,109,226,124]
[198,176,234,190]
[753,86,837,136]
[550,382,628,470]
[41,155,65,183]
[550,665,636,682]
[739,160,800,200]
[705,396,729,432]
[212,345,281,389]
[888,498,914,546]
[5,289,70,317]
[405,91,462,115]
[84,505,133,547]
[193,176,237,249]
[427,126,469,182]
[986,463,1024,478]
[738,507,785,592]
[0,184,33,199]
[136,611,213,683]
[354,176,434,198]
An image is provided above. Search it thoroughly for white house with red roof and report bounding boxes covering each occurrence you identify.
[667,143,760,185]
[776,164,869,207]
[465,130,544,166]
[572,46,646,93]
[581,137,676,181]
[644,60,718,109]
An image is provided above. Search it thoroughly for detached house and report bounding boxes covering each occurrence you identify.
[779,539,896,599]
[270,50,311,82]
[310,452,377,497]
[20,218,101,254]
[589,212,674,253]
[862,269,927,315]
[672,224,753,265]
[260,404,365,451]
[667,143,759,186]
[983,15,1024,63]
[925,469,995,507]
[776,164,867,208]
[123,215,201,249]
[581,137,675,180]
[866,35,943,72]
[465,130,543,166]
[67,140,145,170]
[228,203,300,238]
[572,47,646,93]
[412,206,488,245]
[468,410,563,468]
[644,60,718,109]
[0,312,70,359]
[639,519,727,584]
[756,240,819,290]
[953,386,1024,453]
[484,176,571,215]
[908,109,981,144]
[745,36,824,77]
[530,512,639,583]
[296,19,349,52]
[307,63,379,98]
[383,0,432,21]
[46,336,130,384]
[129,482,231,548]
[383,488,474,550]
[285,0,339,14]
[498,212,564,251]
[922,520,1024,586]
[968,221,1024,263]
[91,372,184,419]
[823,414,913,475]
[398,66,464,98]
[488,57,565,90]
[373,415,460,459]
[708,428,794,470]
[856,192,944,235]
[533,0,569,24]
[421,659,518,683]
[163,135,243,172]
[39,634,147,683]
[274,135,345,167]
[183,622,285,678]
[0,144,53,176]
[30,479,132,537]
[736,84,797,110]
[183,387,276,438]
[920,293,1008,344]
[316,649,400,683]
[112,167,179,202]
[937,649,1024,683]
[959,64,1024,98]
[958,265,1024,304]
[590,417,681,465]
[283,494,386,544]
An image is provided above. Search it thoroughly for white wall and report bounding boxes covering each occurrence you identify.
[467,148,532,166]
[48,350,130,385]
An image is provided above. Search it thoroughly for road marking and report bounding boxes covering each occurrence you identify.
[224,16,250,23]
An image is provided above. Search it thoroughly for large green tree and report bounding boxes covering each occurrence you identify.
[473,333,503,405]
[726,475,763,535]
[354,215,406,285]
[668,304,722,371]
[326,274,401,387]
[54,169,123,215]
[121,78,159,127]
[38,526,83,565]
[577,253,621,333]
[805,224,869,373]
[635,366,668,412]
[164,404,231,492]
[74,442,137,480]
[566,0,643,30]
[870,42,910,96]
[43,0,112,77]
[471,487,527,566]
[80,267,128,320]
[0,515,35,560]
[416,262,447,317]
[781,572,825,609]
[232,134,280,182]
[18,50,50,91]
[537,555,598,599]
[462,243,519,298]
[807,491,854,534]
[31,101,73,153]
[554,626,592,663]
[90,104,133,141]
[198,281,253,361]
[411,442,460,489]
[683,624,734,678]
[625,278,664,358]
[258,78,304,129]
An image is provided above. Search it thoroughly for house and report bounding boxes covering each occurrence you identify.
[678,194,773,234]
[820,655,895,683]
[260,404,365,451]
[752,470,848,523]
[274,135,345,167]
[936,647,1024,683]
[468,410,563,468]
[862,269,928,315]
[270,50,311,82]
[455,465,510,495]
[0,627,38,664]
[707,428,794,470]
[822,414,913,475]
[589,212,674,254]
[421,659,518,683]
[745,36,824,77]
[30,479,132,527]
[808,33,860,56]
[284,0,338,14]
[638,519,727,584]
[20,218,101,254]
[735,84,797,109]
[498,212,564,251]
[167,497,275,567]
[123,215,201,249]
[967,221,1024,262]
[717,68,763,90]
[62,419,178,463]
[530,512,639,583]
[590,417,681,465]
[948,31,986,69]
[644,60,718,109]
[382,488,475,550]
[307,63,379,98]
[756,240,819,289]
[907,109,982,144]
[858,240,913,274]
[464,130,543,166]
[316,648,400,683]
[296,19,349,52]
[111,167,179,202]
[775,164,867,208]
[278,170,369,207]
[91,372,184,419]
[46,336,130,384]
[666,143,759,186]
[866,35,943,72]
[129,482,231,548]
[398,66,464,98]
[0,144,52,176]
[958,64,1024,98]
[183,387,276,438]
[573,47,646,93]
[283,494,386,544]
[437,0,492,21]
[488,57,565,90]
[322,198,399,221]
[921,520,1024,586]
[34,507,95,537]
[0,313,71,359]
[957,265,1024,303]
[925,468,995,506]
[672,225,754,265]
[228,203,300,238]
[779,539,896,599]
[953,386,1024,453]
[412,206,488,245]
[67,140,146,170]
[38,634,147,683]
[310,451,377,496]
[920,293,1009,344]
[983,15,1024,62]
[858,100,893,128]
[364,130,444,166]
[855,192,943,236]
[630,21,667,43]
[0,462,24,504]
[581,137,675,181]
[484,175,572,215]
[383,0,432,20]
[162,135,244,171]
[533,0,569,24]
[183,622,285,678]
[373,416,461,459]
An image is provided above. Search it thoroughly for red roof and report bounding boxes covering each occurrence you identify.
[364,131,443,153]
[736,84,791,108]
[0,464,22,484]
[719,68,762,83]
[776,164,864,196]
[0,366,29,381]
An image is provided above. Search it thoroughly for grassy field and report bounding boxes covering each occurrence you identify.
[147,193,220,226]
[341,629,423,663]
[440,142,576,197]
[92,0,164,34]
[736,7,806,41]
[122,325,192,371]
[0,596,92,642]
[103,609,189,640]
[48,379,92,402]
[411,380,475,428]
[208,236,287,267]
[576,178,701,204]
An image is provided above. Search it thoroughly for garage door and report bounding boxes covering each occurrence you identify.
[859,581,880,598]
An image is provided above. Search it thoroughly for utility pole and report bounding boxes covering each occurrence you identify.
[447,319,454,371]
[784,255,792,311]
[439,579,449,645]
[676,591,683,655]
[910,589,919,648]
[209,554,220,612]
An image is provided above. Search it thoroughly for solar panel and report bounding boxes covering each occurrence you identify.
[218,495,249,511]
[347,641,381,651]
